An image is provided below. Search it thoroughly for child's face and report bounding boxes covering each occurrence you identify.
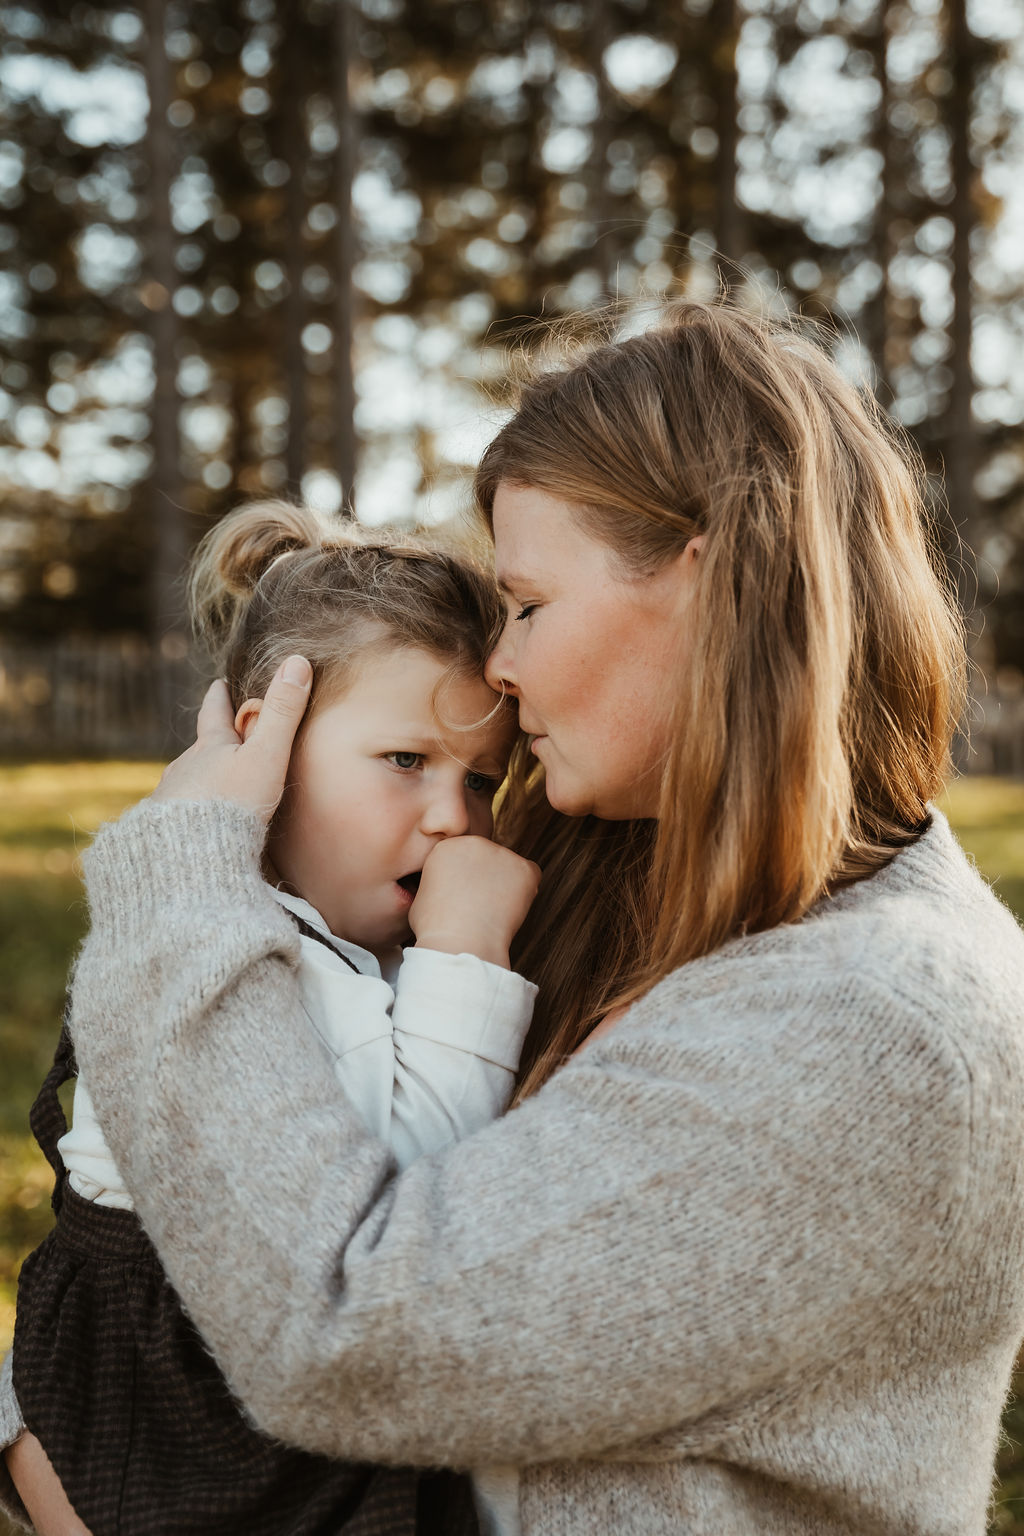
[264,646,515,958]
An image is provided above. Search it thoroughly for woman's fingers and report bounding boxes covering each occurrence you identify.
[150,658,311,821]
[195,677,240,742]
[248,656,312,784]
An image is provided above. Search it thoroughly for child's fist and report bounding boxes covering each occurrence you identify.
[409,836,541,969]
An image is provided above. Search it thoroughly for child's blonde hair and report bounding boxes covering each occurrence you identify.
[482,302,967,1096]
[188,499,507,718]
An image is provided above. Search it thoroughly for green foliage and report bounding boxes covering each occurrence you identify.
[0,765,1023,1535]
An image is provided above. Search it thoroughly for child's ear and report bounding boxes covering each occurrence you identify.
[234,697,264,742]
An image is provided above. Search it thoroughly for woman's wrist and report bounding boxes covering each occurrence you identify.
[82,798,268,943]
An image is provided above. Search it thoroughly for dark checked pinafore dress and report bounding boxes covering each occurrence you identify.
[11,948,479,1536]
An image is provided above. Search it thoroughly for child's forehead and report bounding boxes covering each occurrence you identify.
[428,682,516,760]
[322,646,513,756]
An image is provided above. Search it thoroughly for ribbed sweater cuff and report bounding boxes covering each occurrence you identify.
[82,797,270,935]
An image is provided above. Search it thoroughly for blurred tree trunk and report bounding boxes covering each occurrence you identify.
[144,0,188,749]
[947,0,975,592]
[710,0,742,291]
[334,0,357,514]
[589,0,616,302]
[283,11,308,495]
[519,6,548,318]
[867,0,895,399]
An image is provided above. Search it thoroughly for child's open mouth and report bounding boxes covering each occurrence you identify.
[396,871,422,898]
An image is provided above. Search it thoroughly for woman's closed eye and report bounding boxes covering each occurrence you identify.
[514,604,536,622]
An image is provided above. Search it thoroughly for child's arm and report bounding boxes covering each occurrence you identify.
[56,1078,133,1210]
[388,948,536,1166]
[295,842,539,1167]
[385,837,541,1165]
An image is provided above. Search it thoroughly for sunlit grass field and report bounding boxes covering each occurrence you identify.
[1,764,1024,1531]
[0,763,164,1353]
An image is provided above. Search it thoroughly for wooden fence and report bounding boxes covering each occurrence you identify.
[958,675,1024,778]
[1,636,1023,771]
[0,639,206,758]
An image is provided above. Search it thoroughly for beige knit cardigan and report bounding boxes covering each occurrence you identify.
[4,800,1024,1535]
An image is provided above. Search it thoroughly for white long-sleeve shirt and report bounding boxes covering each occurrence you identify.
[58,884,538,1205]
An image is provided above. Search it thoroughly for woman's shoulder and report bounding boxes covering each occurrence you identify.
[811,806,1024,1018]
[622,807,1024,1098]
[679,808,1019,1001]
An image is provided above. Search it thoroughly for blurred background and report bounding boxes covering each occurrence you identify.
[2,0,1024,1528]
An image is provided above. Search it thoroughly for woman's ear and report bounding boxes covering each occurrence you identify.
[683,533,705,568]
[662,534,705,615]
[234,697,264,742]
[677,534,705,602]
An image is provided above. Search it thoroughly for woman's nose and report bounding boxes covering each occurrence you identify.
[484,628,518,697]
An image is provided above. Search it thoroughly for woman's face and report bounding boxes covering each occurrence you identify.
[486,482,698,820]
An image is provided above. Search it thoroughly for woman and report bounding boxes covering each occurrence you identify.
[6,302,1024,1536]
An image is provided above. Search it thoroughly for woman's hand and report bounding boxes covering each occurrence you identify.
[4,1432,93,1536]
[152,656,312,824]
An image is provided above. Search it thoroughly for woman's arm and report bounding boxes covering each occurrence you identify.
[69,796,972,1471]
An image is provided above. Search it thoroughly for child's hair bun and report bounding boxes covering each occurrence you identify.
[189,498,339,665]
[206,498,327,594]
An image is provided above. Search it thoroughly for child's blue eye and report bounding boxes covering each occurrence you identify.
[388,751,422,770]
[465,771,498,795]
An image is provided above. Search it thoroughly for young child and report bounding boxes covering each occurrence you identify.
[4,500,540,1536]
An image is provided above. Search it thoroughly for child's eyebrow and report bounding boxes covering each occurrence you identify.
[375,727,435,749]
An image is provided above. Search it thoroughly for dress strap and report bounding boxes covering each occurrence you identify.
[29,1008,77,1214]
[289,911,362,974]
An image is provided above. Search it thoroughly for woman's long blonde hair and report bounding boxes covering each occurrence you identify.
[481,303,967,1098]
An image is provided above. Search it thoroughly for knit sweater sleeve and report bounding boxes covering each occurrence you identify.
[69,798,975,1470]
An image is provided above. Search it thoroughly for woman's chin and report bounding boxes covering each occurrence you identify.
[542,775,592,819]
[544,775,656,822]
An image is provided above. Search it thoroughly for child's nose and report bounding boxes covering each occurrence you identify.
[421,782,471,839]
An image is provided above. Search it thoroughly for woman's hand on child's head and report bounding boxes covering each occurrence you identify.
[151,657,312,824]
[409,835,541,970]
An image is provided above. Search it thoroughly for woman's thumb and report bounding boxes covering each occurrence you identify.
[254,655,313,768]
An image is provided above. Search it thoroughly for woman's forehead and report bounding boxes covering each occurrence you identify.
[492,482,610,583]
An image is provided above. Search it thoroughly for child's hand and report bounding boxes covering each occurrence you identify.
[409,836,541,969]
